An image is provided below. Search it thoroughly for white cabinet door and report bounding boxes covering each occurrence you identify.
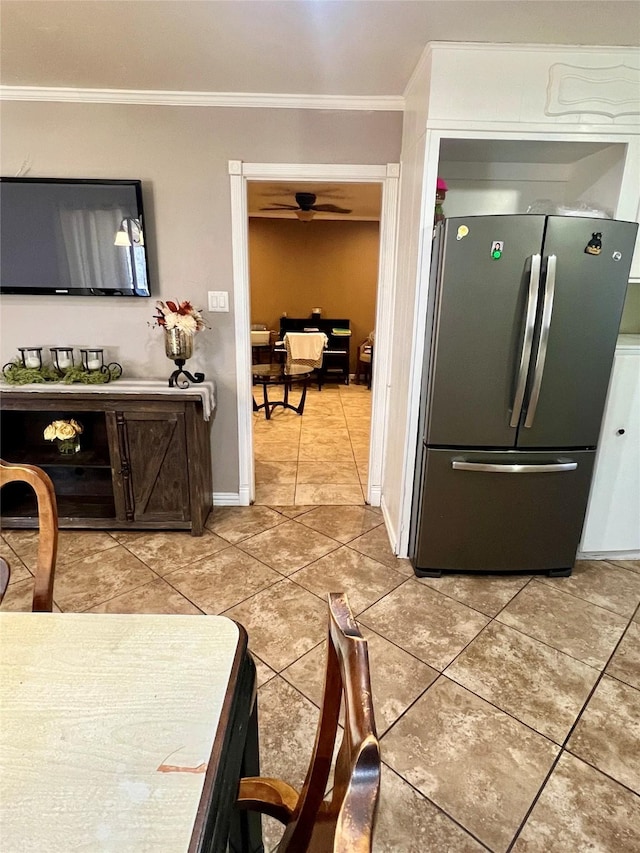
[581,347,640,553]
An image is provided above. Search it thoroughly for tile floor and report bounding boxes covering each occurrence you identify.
[252,380,371,506]
[2,380,639,850]
[2,509,639,851]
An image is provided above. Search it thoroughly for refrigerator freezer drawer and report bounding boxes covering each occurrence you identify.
[413,448,595,573]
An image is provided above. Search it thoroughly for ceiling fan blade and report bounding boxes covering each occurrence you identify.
[311,204,352,214]
[260,204,299,210]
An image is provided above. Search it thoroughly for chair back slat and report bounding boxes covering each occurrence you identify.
[0,460,58,611]
[278,592,380,852]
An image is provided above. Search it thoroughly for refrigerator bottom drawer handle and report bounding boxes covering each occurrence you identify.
[451,461,578,474]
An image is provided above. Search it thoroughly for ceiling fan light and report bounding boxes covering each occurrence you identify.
[295,209,315,222]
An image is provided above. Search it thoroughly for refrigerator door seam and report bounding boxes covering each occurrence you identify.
[524,254,557,428]
[510,254,541,428]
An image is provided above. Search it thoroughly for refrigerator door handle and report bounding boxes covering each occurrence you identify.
[509,254,541,428]
[524,254,557,428]
[452,460,578,473]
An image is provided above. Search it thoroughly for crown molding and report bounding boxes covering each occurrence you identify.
[425,41,640,55]
[0,85,404,111]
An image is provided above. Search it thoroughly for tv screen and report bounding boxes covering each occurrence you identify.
[0,178,150,296]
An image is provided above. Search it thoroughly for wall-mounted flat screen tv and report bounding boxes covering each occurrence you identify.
[0,177,150,296]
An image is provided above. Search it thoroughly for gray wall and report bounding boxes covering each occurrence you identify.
[0,100,402,495]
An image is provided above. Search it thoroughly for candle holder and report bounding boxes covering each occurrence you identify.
[50,347,75,375]
[18,347,43,370]
[164,328,205,389]
[80,348,122,382]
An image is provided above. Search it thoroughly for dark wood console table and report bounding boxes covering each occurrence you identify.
[0,382,214,535]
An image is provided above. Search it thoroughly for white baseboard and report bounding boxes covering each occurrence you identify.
[367,484,381,507]
[212,492,242,506]
[380,496,402,557]
[577,550,640,561]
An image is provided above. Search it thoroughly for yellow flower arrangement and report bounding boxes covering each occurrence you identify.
[43,419,84,441]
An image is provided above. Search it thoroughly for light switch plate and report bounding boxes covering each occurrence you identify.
[208,291,229,312]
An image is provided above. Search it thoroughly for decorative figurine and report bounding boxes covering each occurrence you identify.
[585,232,603,255]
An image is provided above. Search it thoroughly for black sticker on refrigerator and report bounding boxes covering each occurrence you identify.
[585,232,602,255]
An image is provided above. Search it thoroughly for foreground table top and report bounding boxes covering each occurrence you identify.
[0,613,250,852]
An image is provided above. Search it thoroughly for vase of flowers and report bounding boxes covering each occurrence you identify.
[164,327,193,360]
[152,299,207,388]
[43,418,83,455]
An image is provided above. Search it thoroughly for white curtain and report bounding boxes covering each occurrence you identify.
[59,207,129,290]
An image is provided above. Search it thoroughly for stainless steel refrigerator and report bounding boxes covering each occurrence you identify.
[410,214,638,578]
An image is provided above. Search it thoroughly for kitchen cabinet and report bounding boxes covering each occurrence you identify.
[580,336,640,555]
[0,387,212,534]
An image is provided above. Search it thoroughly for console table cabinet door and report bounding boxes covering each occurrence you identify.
[107,410,191,523]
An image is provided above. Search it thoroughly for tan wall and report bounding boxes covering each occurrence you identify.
[0,100,402,495]
[248,219,379,371]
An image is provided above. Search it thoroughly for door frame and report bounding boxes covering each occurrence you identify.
[229,160,400,505]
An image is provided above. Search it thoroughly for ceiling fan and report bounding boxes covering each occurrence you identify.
[260,191,352,221]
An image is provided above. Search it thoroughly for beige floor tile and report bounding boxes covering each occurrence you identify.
[273,505,314,519]
[512,752,640,852]
[374,764,486,853]
[539,560,640,617]
[298,505,382,544]
[257,675,319,789]
[382,677,558,853]
[296,461,360,485]
[359,581,489,670]
[162,547,281,614]
[606,621,640,690]
[446,622,600,743]
[297,443,355,462]
[356,460,369,483]
[418,573,532,617]
[349,524,414,576]
[52,545,156,612]
[0,576,60,612]
[253,441,300,462]
[111,529,229,575]
[206,505,285,543]
[237,520,339,575]
[294,484,364,505]
[282,626,437,735]
[567,675,640,793]
[0,537,31,585]
[292,547,404,615]
[2,528,118,571]
[254,460,297,484]
[251,653,277,688]
[497,582,628,669]
[86,577,202,614]
[224,579,326,671]
[608,560,640,575]
[300,426,351,443]
[254,483,296,505]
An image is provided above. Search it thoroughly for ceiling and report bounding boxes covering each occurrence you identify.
[1,1,639,97]
[248,182,383,220]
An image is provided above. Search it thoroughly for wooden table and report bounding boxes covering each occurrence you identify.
[252,362,313,419]
[0,613,262,852]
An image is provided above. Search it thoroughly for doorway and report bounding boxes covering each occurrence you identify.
[229,161,399,507]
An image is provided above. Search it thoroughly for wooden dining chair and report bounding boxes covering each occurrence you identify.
[0,558,10,603]
[0,460,58,611]
[236,592,380,852]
